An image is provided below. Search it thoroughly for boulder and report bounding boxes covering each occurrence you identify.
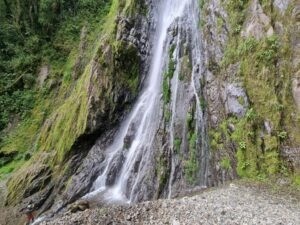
[68,200,90,213]
[222,83,248,118]
[242,0,273,39]
[274,0,291,14]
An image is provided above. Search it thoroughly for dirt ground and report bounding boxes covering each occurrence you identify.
[0,180,26,225]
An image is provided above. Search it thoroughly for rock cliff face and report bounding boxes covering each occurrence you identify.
[1,0,300,222]
[5,0,153,213]
[201,0,300,183]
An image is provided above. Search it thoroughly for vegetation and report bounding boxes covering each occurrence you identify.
[2,0,146,205]
[162,44,176,104]
[0,0,114,179]
[209,0,299,181]
[220,157,231,170]
[0,0,111,131]
[156,151,170,195]
[185,131,199,184]
[184,105,199,184]
[174,138,182,154]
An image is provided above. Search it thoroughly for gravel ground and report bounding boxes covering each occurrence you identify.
[40,184,300,225]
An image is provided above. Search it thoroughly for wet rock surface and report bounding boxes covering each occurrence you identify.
[41,184,300,225]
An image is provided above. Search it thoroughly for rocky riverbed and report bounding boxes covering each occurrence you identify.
[40,183,300,225]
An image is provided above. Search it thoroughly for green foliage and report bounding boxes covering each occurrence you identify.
[186,112,194,131]
[199,96,207,109]
[209,129,223,151]
[0,0,111,133]
[239,141,247,150]
[224,0,249,35]
[163,72,171,104]
[217,17,224,33]
[199,0,205,9]
[211,0,298,182]
[164,107,171,122]
[156,152,169,194]
[230,111,280,178]
[218,30,287,180]
[167,45,176,78]
[238,37,258,55]
[162,45,177,104]
[257,36,279,65]
[174,138,182,154]
[259,0,273,15]
[1,0,145,202]
[184,131,198,184]
[0,159,25,180]
[0,90,36,130]
[277,131,287,140]
[113,41,140,94]
[293,174,300,187]
[220,157,231,170]
[0,0,112,179]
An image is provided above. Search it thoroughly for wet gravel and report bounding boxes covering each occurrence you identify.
[41,184,300,225]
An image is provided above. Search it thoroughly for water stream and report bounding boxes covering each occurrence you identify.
[84,0,207,204]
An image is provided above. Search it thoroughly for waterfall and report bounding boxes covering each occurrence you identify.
[84,0,208,204]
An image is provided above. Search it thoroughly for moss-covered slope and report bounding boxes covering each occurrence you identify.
[202,0,300,185]
[1,0,149,207]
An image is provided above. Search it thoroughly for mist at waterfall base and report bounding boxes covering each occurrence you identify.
[83,0,208,204]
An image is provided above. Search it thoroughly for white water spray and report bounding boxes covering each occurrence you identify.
[85,0,193,203]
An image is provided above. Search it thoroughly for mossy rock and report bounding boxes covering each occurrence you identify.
[6,153,52,205]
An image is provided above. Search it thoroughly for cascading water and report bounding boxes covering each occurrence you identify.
[84,0,209,204]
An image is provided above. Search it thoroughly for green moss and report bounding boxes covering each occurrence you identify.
[162,44,177,104]
[218,11,294,179]
[217,17,224,34]
[180,55,192,81]
[184,131,198,184]
[156,152,169,195]
[207,0,299,182]
[6,155,51,205]
[230,110,281,178]
[1,0,142,184]
[113,41,140,94]
[224,0,250,35]
[199,0,205,9]
[0,159,25,180]
[174,138,182,154]
[293,174,300,188]
[163,72,171,104]
[208,128,224,152]
[220,157,231,170]
[277,131,288,140]
[164,107,171,122]
[186,111,194,131]
[167,47,176,78]
[200,96,207,109]
[37,66,90,163]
